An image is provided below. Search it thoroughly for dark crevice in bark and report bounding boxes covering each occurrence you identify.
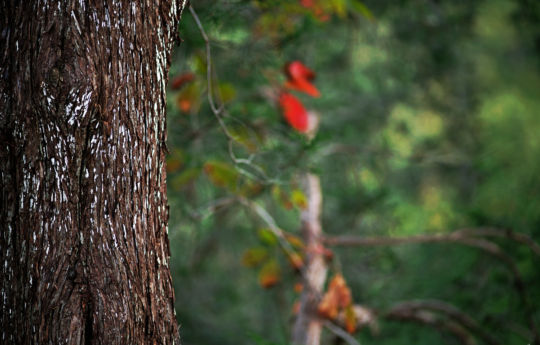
[84,295,94,345]
[78,113,95,343]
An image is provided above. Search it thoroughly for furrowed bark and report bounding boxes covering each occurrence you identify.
[292,173,327,345]
[0,1,185,344]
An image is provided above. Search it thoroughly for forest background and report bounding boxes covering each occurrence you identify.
[165,0,540,344]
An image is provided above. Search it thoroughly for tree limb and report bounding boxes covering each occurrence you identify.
[385,308,475,345]
[386,300,502,345]
[324,227,540,258]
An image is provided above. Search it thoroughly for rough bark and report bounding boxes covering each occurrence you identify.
[0,1,185,344]
[292,173,327,345]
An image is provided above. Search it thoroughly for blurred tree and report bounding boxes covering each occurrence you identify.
[0,1,185,344]
[167,1,540,345]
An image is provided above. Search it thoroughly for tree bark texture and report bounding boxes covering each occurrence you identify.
[0,1,185,344]
[292,173,327,345]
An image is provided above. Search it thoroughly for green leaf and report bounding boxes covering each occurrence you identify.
[330,0,347,18]
[190,52,207,77]
[291,188,308,209]
[229,125,259,153]
[349,0,374,21]
[217,82,237,103]
[258,228,278,246]
[271,185,293,210]
[204,160,240,191]
[242,247,269,268]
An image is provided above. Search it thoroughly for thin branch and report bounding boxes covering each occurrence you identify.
[237,197,307,277]
[190,5,272,184]
[189,5,221,115]
[324,321,361,345]
[455,228,540,257]
[387,300,502,345]
[185,197,237,220]
[325,232,463,246]
[385,308,475,345]
[324,227,540,258]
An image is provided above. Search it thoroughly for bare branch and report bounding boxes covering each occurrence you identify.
[324,227,540,258]
[455,228,540,257]
[237,197,306,276]
[385,308,475,345]
[387,300,502,345]
[188,6,222,115]
[324,232,464,246]
[185,197,237,221]
[189,6,272,184]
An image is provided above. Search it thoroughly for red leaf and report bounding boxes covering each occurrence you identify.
[284,61,320,97]
[285,79,320,98]
[298,1,330,22]
[285,61,316,82]
[171,72,195,90]
[300,0,315,8]
[279,92,309,132]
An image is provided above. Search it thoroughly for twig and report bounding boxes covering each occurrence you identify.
[324,321,361,345]
[185,197,237,220]
[324,228,540,258]
[189,4,241,158]
[189,5,222,115]
[237,197,306,277]
[455,228,540,257]
[385,308,475,345]
[190,5,277,185]
[387,300,502,345]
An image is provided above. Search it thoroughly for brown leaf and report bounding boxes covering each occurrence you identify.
[294,282,303,293]
[242,247,268,268]
[292,301,301,315]
[171,72,195,90]
[318,287,339,319]
[318,273,353,320]
[344,305,357,334]
[258,259,281,288]
[288,252,304,270]
[329,274,352,308]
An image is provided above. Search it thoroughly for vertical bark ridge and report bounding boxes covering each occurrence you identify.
[0,1,186,344]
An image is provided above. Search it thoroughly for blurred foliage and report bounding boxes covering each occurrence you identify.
[166,0,540,344]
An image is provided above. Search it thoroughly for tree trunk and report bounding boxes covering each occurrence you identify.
[292,173,327,345]
[0,1,185,344]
